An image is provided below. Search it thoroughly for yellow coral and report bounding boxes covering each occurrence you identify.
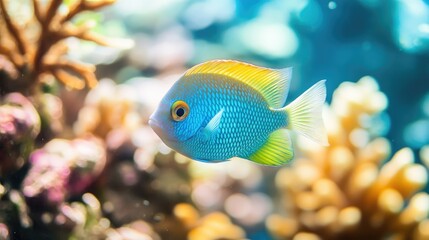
[73,79,142,139]
[267,77,429,239]
[174,203,246,240]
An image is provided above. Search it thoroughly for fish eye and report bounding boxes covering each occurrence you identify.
[171,100,189,121]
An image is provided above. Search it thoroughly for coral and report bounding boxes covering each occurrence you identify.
[0,92,40,175]
[266,77,429,239]
[22,136,106,209]
[0,0,115,235]
[0,0,115,94]
[173,203,246,240]
[0,93,40,143]
[73,79,142,140]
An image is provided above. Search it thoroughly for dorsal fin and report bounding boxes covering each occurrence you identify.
[185,60,292,108]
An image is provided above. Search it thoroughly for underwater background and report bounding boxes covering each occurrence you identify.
[1,0,429,239]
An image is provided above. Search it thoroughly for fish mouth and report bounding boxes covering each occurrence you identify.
[149,118,163,136]
[149,118,177,143]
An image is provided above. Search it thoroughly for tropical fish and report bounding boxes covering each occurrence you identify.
[149,60,328,166]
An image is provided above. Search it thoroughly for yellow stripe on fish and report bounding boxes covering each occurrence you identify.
[185,60,291,108]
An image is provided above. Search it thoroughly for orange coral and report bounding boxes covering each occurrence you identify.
[266,77,429,240]
[174,203,246,240]
[0,0,115,94]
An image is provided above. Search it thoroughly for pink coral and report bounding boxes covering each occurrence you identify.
[0,93,40,141]
[22,137,106,208]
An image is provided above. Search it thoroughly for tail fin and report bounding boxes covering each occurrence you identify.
[284,80,329,146]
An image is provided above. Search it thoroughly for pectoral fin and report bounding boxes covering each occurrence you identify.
[200,108,224,142]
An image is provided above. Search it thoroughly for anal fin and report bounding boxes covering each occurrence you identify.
[247,129,294,166]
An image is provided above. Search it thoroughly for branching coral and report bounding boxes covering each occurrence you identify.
[0,0,115,94]
[266,77,429,239]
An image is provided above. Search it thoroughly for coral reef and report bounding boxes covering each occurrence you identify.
[266,77,429,239]
[0,1,428,240]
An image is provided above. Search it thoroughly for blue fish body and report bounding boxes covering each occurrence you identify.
[149,60,328,166]
[170,75,286,161]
